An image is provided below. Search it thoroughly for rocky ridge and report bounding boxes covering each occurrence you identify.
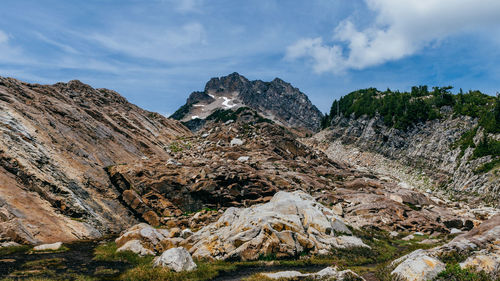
[0,76,190,244]
[171,72,323,132]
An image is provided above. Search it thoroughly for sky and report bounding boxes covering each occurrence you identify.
[0,0,499,115]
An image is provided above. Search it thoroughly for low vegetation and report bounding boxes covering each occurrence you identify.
[433,264,496,281]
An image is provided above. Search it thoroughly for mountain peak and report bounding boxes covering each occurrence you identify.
[172,73,323,132]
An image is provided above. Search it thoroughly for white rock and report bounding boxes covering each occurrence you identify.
[185,191,366,261]
[180,229,193,239]
[402,234,415,241]
[153,247,197,272]
[237,156,249,162]
[450,228,463,234]
[201,133,209,138]
[0,242,21,248]
[414,232,424,236]
[117,239,154,256]
[230,138,244,146]
[115,223,171,254]
[460,251,500,275]
[262,266,364,280]
[33,242,63,251]
[262,270,305,279]
[391,250,445,281]
[389,231,399,238]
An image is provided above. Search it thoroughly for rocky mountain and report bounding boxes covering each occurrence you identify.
[0,76,190,244]
[171,72,323,132]
[310,87,499,207]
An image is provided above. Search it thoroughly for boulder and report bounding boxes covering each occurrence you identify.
[115,223,170,254]
[391,249,445,281]
[184,191,367,261]
[153,247,197,272]
[460,249,500,277]
[117,239,154,256]
[33,242,63,251]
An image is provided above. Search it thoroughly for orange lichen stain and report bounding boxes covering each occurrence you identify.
[423,258,436,268]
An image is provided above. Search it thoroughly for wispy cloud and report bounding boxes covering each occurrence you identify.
[0,30,8,43]
[286,0,500,74]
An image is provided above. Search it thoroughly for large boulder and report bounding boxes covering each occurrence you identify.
[115,223,171,254]
[183,191,367,261]
[153,247,197,272]
[391,249,445,281]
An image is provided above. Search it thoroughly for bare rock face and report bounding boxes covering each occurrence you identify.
[313,114,499,206]
[0,77,190,244]
[183,191,368,261]
[391,214,500,280]
[153,247,197,272]
[171,72,323,132]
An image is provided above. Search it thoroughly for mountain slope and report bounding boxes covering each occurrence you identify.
[0,77,190,244]
[313,87,500,207]
[171,72,323,132]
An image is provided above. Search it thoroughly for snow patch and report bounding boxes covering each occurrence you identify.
[208,94,215,98]
[222,97,236,109]
[193,104,205,107]
[191,115,200,119]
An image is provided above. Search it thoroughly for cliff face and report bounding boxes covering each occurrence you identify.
[171,73,323,132]
[0,77,190,244]
[310,111,499,207]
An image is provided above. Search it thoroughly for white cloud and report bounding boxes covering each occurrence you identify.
[89,22,207,62]
[0,30,8,44]
[175,0,204,13]
[286,0,500,73]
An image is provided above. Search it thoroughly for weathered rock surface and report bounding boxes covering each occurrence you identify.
[262,266,364,280]
[153,247,197,272]
[183,191,367,261]
[309,114,499,206]
[33,242,63,251]
[115,223,172,255]
[0,76,190,244]
[391,249,445,281]
[171,72,323,132]
[391,214,500,280]
[116,239,154,256]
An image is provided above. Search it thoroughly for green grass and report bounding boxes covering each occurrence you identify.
[433,264,496,281]
[0,244,31,256]
[93,241,153,265]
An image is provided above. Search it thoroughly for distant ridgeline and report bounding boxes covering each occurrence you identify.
[322,86,500,172]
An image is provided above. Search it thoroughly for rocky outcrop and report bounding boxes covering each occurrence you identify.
[390,214,500,280]
[171,73,323,132]
[0,77,190,244]
[183,191,367,261]
[262,266,364,280]
[153,247,197,272]
[309,113,499,207]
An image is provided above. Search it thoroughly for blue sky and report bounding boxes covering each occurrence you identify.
[0,0,499,115]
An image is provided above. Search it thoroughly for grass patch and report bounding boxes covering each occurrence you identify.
[93,241,153,265]
[0,245,31,256]
[22,258,65,269]
[433,264,495,281]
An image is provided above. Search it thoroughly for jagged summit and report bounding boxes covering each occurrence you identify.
[171,72,323,132]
